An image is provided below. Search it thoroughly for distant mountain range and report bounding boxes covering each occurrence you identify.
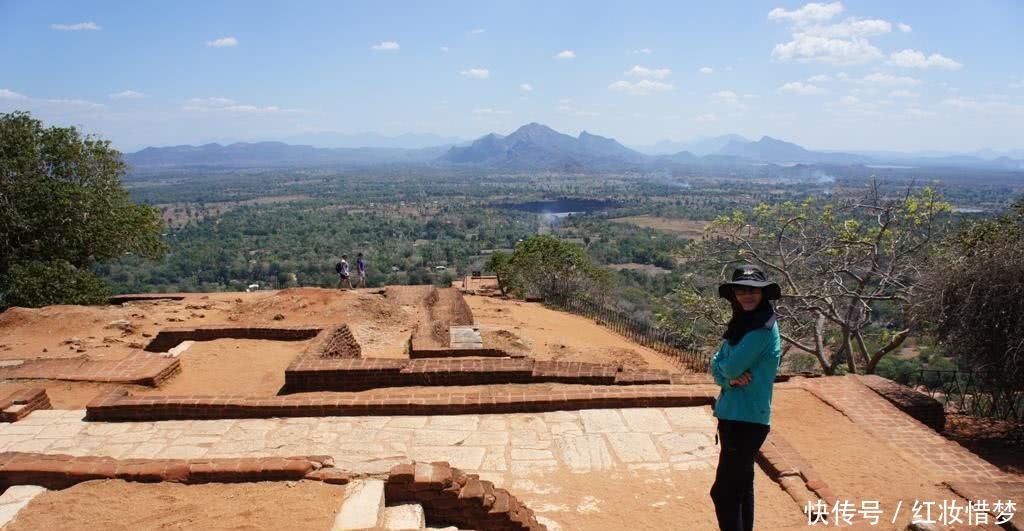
[125,123,1024,172]
[632,134,749,156]
[126,142,447,168]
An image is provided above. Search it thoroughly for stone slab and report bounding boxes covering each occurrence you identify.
[332,479,384,530]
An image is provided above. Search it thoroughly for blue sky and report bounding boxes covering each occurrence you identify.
[2,1,1022,152]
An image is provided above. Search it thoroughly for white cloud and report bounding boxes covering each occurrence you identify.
[840,95,860,106]
[109,90,145,99]
[888,89,918,98]
[183,97,296,113]
[858,72,922,86]
[778,81,825,95]
[940,97,980,110]
[903,107,935,118]
[460,68,490,79]
[519,83,533,92]
[711,90,738,104]
[898,22,912,32]
[801,18,891,38]
[52,22,100,31]
[554,50,576,59]
[807,74,832,82]
[772,33,883,64]
[0,89,27,100]
[768,2,844,24]
[371,41,400,51]
[472,107,508,115]
[940,97,1024,114]
[42,98,105,109]
[630,48,653,55]
[0,89,105,110]
[743,93,761,99]
[608,80,673,95]
[769,4,897,65]
[887,49,962,70]
[849,87,878,97]
[470,28,485,34]
[699,66,713,74]
[627,65,671,79]
[1011,79,1024,89]
[836,72,849,80]
[207,37,238,48]
[694,113,718,123]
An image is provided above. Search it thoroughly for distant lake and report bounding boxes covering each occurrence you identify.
[494,198,623,215]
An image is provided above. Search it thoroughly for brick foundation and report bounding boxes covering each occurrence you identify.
[0,389,51,422]
[283,357,673,392]
[144,326,322,352]
[408,338,514,359]
[859,374,946,431]
[0,353,180,386]
[84,384,717,421]
[0,452,342,491]
[108,295,185,304]
[387,462,545,531]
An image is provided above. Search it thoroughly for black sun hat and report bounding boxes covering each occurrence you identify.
[718,263,782,300]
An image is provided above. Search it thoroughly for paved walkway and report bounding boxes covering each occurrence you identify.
[0,406,719,483]
[798,375,1010,483]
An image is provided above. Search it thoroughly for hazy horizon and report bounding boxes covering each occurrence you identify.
[2,1,1022,153]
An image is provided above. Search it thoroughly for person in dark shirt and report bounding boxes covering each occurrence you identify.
[356,253,367,288]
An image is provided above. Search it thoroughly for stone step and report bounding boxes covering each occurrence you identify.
[379,503,425,530]
[449,325,483,349]
[331,479,385,530]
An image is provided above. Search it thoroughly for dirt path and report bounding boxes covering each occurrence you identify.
[466,295,683,373]
[6,479,345,531]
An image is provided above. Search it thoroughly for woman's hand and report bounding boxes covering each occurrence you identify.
[729,371,753,388]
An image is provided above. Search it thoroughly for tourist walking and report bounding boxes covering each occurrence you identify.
[708,264,782,531]
[356,252,367,287]
[336,255,352,289]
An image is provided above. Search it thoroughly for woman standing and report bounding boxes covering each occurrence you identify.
[709,264,782,531]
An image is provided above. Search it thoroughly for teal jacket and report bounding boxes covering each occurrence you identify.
[709,321,781,426]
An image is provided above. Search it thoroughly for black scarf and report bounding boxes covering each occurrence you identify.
[723,300,776,346]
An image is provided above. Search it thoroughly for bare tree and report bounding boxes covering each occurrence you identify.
[662,180,950,374]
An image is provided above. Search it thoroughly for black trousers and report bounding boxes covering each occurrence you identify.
[710,419,771,531]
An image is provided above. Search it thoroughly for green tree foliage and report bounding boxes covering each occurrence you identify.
[915,199,1024,382]
[660,180,951,374]
[485,251,513,296]
[0,112,166,308]
[490,235,611,299]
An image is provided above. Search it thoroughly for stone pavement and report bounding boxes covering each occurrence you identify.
[0,406,719,484]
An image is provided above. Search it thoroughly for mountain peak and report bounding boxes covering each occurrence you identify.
[440,123,644,169]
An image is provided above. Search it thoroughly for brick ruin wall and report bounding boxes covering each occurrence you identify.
[0,389,51,423]
[309,325,361,359]
[0,454,546,531]
[282,357,672,392]
[143,326,322,353]
[387,461,546,531]
[413,288,476,349]
[84,384,716,421]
